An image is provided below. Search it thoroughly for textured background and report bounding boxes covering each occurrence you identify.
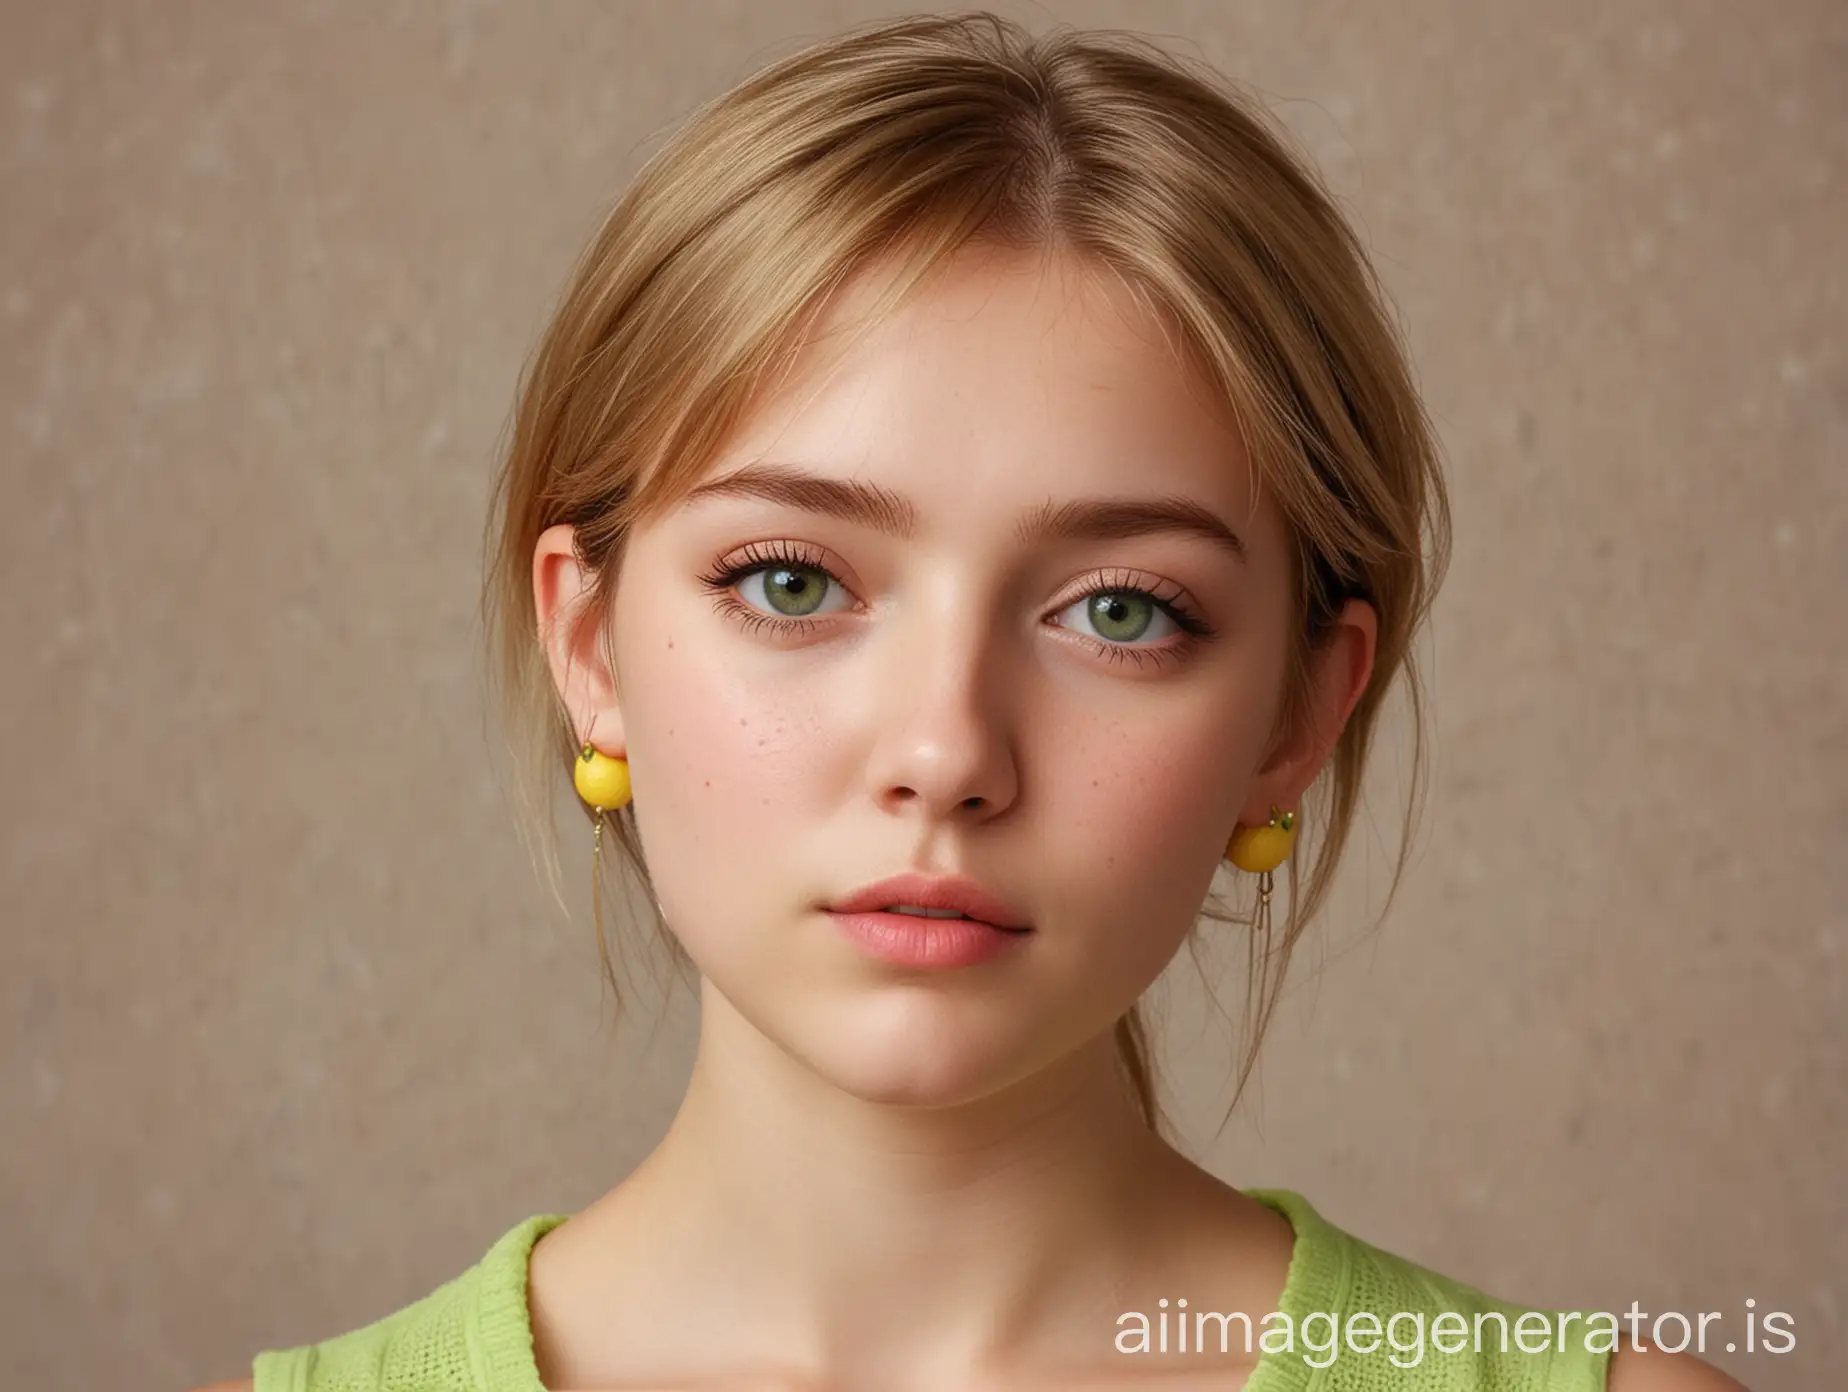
[2,2,1843,1390]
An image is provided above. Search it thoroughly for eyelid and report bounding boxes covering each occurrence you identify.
[1053,566,1207,625]
[707,538,847,584]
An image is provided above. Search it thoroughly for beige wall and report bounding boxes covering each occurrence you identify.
[3,3,1842,1389]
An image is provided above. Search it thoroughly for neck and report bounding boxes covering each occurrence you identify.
[564,982,1197,1388]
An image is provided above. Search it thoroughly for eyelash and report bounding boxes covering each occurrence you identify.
[695,541,1217,670]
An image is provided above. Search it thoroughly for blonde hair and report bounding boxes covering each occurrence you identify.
[484,11,1450,1137]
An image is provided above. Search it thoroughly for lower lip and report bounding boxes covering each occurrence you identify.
[826,911,1031,968]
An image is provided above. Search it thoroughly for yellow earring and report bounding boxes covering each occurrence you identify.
[573,743,632,811]
[1227,805,1296,934]
[574,744,631,963]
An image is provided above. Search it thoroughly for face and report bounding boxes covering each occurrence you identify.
[546,243,1365,1109]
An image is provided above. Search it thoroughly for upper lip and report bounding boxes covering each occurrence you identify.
[825,873,1032,931]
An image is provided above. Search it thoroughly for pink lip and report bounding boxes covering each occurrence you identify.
[826,910,1030,969]
[824,871,1031,930]
[822,871,1033,970]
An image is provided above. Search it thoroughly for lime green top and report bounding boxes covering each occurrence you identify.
[251,1188,1611,1390]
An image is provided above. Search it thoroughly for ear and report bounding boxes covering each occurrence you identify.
[532,522,625,753]
[1241,597,1378,825]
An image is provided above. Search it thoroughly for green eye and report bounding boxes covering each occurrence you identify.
[760,565,830,617]
[698,543,851,628]
[1085,592,1155,643]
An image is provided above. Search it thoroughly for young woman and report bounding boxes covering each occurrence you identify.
[205,13,1745,1392]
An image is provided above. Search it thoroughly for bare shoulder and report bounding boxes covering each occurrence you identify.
[1608,1338,1752,1392]
[187,1381,253,1392]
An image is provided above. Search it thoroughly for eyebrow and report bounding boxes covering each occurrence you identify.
[680,462,1247,563]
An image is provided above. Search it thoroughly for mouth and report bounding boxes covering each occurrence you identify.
[863,905,1033,933]
[823,871,1032,932]
[823,906,1033,969]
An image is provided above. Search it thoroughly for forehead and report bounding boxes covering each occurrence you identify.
[669,243,1269,542]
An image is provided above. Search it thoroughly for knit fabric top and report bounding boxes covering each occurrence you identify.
[251,1187,1611,1391]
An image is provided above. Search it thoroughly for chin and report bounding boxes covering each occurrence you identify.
[783,988,1064,1110]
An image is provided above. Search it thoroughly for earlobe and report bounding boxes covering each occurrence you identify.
[532,522,625,749]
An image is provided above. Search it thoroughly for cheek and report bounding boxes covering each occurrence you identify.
[1073,705,1256,862]
[613,614,823,941]
[638,676,811,816]
[1042,711,1261,979]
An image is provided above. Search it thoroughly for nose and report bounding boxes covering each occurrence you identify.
[859,596,1020,827]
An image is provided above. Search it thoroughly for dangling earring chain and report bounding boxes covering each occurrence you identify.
[1255,866,1273,934]
[574,740,633,956]
[1226,804,1297,935]
[591,807,607,946]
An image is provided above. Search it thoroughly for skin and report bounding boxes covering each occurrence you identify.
[195,244,1744,1391]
